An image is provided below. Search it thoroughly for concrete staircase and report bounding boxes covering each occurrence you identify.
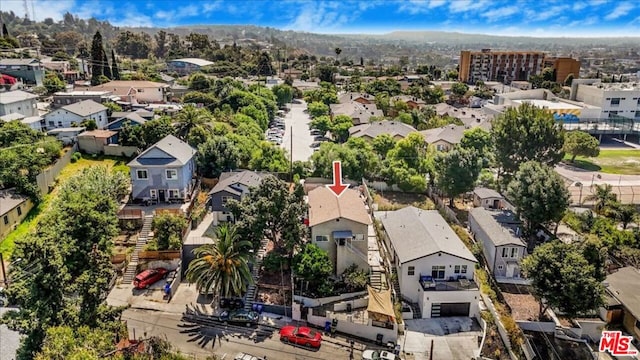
[390,267,401,297]
[244,238,269,311]
[122,214,154,284]
[370,270,389,291]
[408,300,422,319]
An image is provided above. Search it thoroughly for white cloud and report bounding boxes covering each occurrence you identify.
[572,2,587,11]
[449,0,492,13]
[203,1,222,14]
[3,0,76,22]
[481,5,520,22]
[526,4,568,21]
[589,0,608,6]
[604,2,634,20]
[397,0,447,15]
[155,4,200,20]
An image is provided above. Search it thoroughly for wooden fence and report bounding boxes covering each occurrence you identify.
[35,144,77,195]
[110,254,127,264]
[138,251,182,260]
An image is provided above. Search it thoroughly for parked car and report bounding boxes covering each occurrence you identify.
[279,326,322,348]
[310,141,322,148]
[313,135,329,142]
[217,310,259,326]
[219,297,244,310]
[234,352,264,360]
[310,129,323,136]
[362,349,398,360]
[133,268,168,289]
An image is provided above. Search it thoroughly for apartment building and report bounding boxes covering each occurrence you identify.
[543,57,581,84]
[459,49,545,84]
[570,79,640,121]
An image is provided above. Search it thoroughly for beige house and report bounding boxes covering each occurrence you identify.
[88,80,171,104]
[472,187,505,209]
[308,187,372,275]
[349,121,417,142]
[77,130,118,154]
[420,125,467,151]
[1,189,33,239]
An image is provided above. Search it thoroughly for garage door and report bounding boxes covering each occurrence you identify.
[431,302,470,317]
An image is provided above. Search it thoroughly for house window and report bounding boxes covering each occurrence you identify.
[454,265,461,274]
[17,206,22,216]
[57,121,62,127]
[168,189,180,198]
[461,265,467,273]
[431,266,445,279]
[166,169,178,180]
[136,169,148,180]
[315,235,328,242]
[498,265,504,270]
[150,189,157,199]
[454,265,468,274]
[511,248,518,258]
[3,215,8,225]
[408,266,415,276]
[49,121,54,127]
[221,196,230,205]
[353,234,365,241]
[502,247,508,257]
[610,98,620,106]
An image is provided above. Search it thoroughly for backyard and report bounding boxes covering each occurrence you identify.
[372,191,435,211]
[0,154,128,258]
[564,149,640,175]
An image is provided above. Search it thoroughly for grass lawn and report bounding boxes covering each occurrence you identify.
[373,191,435,211]
[0,154,128,259]
[563,149,640,175]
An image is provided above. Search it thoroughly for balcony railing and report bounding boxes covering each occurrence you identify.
[419,275,478,291]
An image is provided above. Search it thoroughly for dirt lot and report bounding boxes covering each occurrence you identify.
[499,283,543,321]
[373,191,435,211]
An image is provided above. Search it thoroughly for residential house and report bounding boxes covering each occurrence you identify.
[338,92,375,104]
[47,127,86,145]
[167,58,214,75]
[208,170,265,225]
[330,102,384,125]
[42,59,70,73]
[44,99,108,130]
[308,187,372,275]
[21,116,46,131]
[468,208,526,280]
[0,58,44,85]
[420,125,466,151]
[127,135,197,203]
[0,189,34,239]
[89,80,171,104]
[52,90,115,108]
[472,187,505,209]
[77,130,118,154]
[349,121,417,141]
[390,95,426,109]
[602,267,640,341]
[378,206,480,318]
[0,90,39,117]
[0,113,25,121]
[107,112,147,143]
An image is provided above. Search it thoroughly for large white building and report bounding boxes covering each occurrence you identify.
[570,79,640,121]
[44,99,108,130]
[0,90,39,117]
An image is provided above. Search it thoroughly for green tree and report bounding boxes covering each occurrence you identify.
[90,31,104,85]
[521,241,604,319]
[331,114,353,143]
[608,203,637,229]
[460,127,494,167]
[272,84,294,107]
[102,102,122,116]
[309,115,332,135]
[372,134,396,159]
[43,72,65,94]
[142,117,174,147]
[451,82,469,97]
[119,121,145,148]
[584,184,617,215]
[197,136,241,178]
[256,51,275,76]
[492,103,565,184]
[507,161,570,234]
[110,49,120,80]
[188,72,210,91]
[80,119,97,131]
[434,148,482,206]
[563,130,600,162]
[152,213,187,250]
[342,264,368,292]
[307,101,330,118]
[174,104,211,139]
[293,243,333,287]
[249,141,289,172]
[186,224,253,298]
[35,326,115,360]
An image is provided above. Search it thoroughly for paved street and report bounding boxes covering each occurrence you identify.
[281,100,315,162]
[122,308,363,360]
[556,162,640,186]
[0,308,21,360]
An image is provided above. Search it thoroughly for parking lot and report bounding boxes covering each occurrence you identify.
[279,100,318,162]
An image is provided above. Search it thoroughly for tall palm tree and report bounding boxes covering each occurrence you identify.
[585,184,617,214]
[174,104,211,139]
[334,47,342,62]
[185,224,253,298]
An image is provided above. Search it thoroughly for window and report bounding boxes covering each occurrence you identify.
[315,235,328,242]
[408,266,415,276]
[511,248,518,258]
[221,196,230,205]
[57,121,62,127]
[166,169,178,180]
[431,266,445,279]
[136,169,148,179]
[454,265,461,274]
[49,121,54,127]
[498,265,504,270]
[3,215,8,225]
[353,234,365,241]
[502,247,508,257]
[610,98,620,106]
[168,189,180,198]
[461,265,467,273]
[17,206,22,216]
[150,189,157,199]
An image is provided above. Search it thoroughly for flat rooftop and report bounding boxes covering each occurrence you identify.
[513,99,583,110]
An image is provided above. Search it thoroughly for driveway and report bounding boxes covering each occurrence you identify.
[281,100,316,162]
[0,307,21,360]
[402,317,482,360]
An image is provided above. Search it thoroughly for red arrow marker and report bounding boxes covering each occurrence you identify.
[327,160,349,197]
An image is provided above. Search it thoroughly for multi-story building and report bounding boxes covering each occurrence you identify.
[0,58,44,86]
[0,90,39,117]
[570,79,640,121]
[459,49,545,84]
[543,57,581,84]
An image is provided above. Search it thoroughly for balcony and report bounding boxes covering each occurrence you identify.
[419,275,478,291]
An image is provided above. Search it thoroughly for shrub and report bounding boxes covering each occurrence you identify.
[342,264,369,292]
[262,251,287,274]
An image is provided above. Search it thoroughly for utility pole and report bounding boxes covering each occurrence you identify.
[0,253,6,287]
[289,125,293,181]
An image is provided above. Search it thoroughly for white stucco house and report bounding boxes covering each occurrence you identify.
[379,206,480,318]
[44,99,108,130]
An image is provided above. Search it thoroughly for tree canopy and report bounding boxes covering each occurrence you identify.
[434,148,482,206]
[563,130,600,162]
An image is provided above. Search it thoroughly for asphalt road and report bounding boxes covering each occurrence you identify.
[0,308,21,360]
[122,308,362,360]
[281,100,315,162]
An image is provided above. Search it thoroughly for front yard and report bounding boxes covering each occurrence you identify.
[564,149,640,175]
[0,154,128,258]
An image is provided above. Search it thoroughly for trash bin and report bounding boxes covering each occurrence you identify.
[256,304,263,314]
[394,344,401,355]
[252,303,258,312]
[346,303,352,313]
[324,321,331,333]
[376,333,384,346]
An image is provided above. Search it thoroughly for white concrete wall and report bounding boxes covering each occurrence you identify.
[0,98,38,117]
[575,319,606,341]
[333,297,369,311]
[294,291,367,308]
[575,84,604,107]
[419,289,480,319]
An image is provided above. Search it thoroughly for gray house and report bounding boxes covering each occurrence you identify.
[208,170,265,225]
[468,207,527,280]
[128,135,197,204]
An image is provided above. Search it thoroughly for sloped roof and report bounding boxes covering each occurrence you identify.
[0,113,25,121]
[473,187,502,199]
[605,267,640,320]
[379,206,477,263]
[349,121,416,139]
[308,187,371,226]
[128,134,196,167]
[338,92,374,104]
[469,207,525,247]
[0,188,29,216]
[78,129,117,138]
[61,99,107,117]
[0,90,38,104]
[420,125,466,145]
[209,170,266,196]
[391,95,426,104]
[0,58,40,66]
[168,58,214,67]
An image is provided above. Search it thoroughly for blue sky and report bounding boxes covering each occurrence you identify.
[4,0,640,37]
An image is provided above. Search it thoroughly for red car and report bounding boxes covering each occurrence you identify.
[279,326,322,348]
[133,268,168,289]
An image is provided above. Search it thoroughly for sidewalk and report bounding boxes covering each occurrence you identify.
[107,281,208,314]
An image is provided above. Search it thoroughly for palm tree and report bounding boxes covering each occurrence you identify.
[585,184,617,214]
[609,203,638,229]
[185,224,253,298]
[334,47,342,62]
[174,104,211,139]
